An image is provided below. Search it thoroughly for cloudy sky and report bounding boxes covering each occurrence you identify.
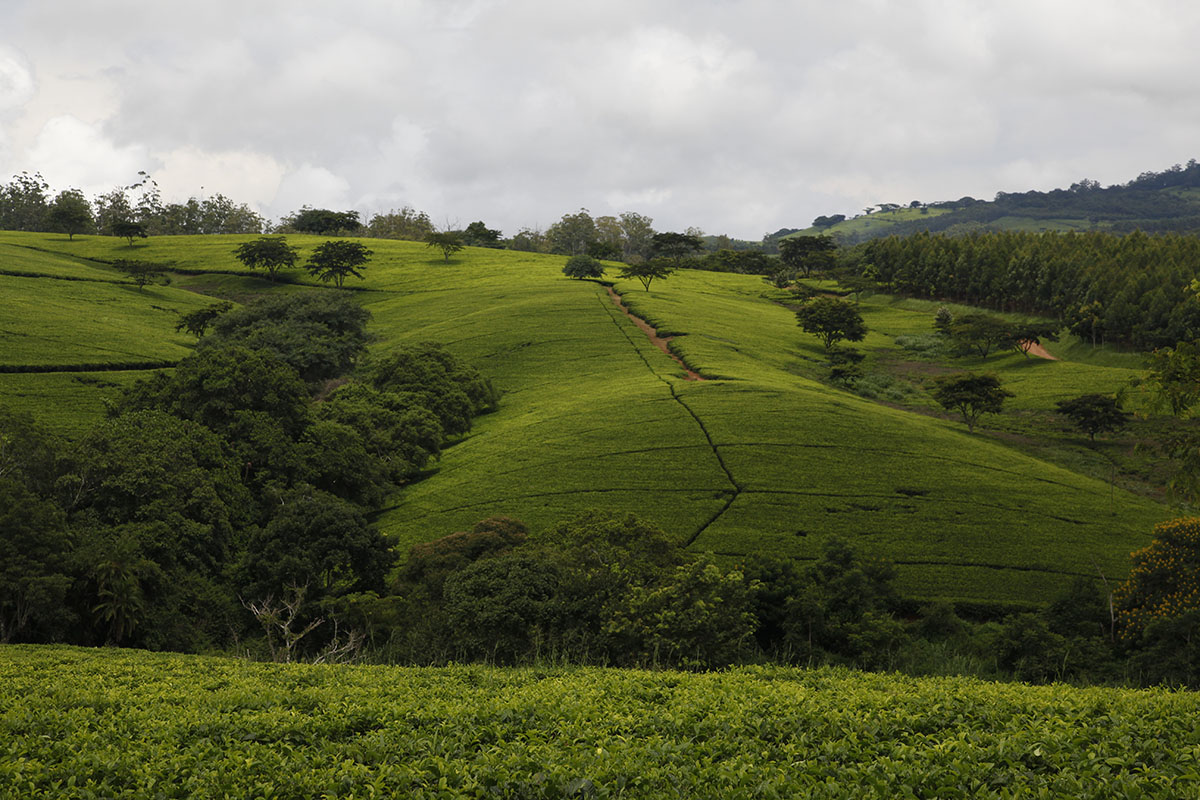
[2,0,1198,238]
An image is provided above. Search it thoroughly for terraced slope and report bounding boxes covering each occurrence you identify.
[0,232,1167,604]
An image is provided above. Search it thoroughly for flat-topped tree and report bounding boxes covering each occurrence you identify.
[651,231,703,265]
[305,240,372,287]
[110,220,148,246]
[233,236,300,282]
[618,259,675,291]
[779,235,837,278]
[933,373,1012,432]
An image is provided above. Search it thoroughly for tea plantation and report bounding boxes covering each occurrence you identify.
[0,231,1168,605]
[2,645,1198,799]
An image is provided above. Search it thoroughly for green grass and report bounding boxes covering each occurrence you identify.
[789,207,951,239]
[3,646,1199,799]
[0,231,1172,605]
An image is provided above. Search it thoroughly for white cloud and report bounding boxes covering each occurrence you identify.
[4,0,1200,236]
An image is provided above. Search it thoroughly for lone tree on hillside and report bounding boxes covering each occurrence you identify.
[305,240,373,287]
[425,231,464,262]
[932,373,1012,432]
[46,189,93,239]
[617,259,675,292]
[461,221,502,247]
[1055,394,1130,441]
[562,254,605,280]
[233,236,300,282]
[795,297,867,350]
[110,220,148,246]
[779,235,837,278]
[114,259,166,290]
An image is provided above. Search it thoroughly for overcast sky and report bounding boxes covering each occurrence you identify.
[2,0,1198,239]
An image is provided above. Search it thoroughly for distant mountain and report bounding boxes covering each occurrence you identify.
[790,161,1200,244]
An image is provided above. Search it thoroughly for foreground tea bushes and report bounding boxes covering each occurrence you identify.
[2,646,1199,799]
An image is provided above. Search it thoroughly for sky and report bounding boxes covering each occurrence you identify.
[2,0,1199,239]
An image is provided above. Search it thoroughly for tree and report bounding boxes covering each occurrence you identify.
[366,207,434,240]
[114,259,165,290]
[562,254,604,280]
[779,235,837,278]
[46,189,94,239]
[110,220,148,246]
[285,207,361,235]
[1055,394,1130,441]
[175,302,232,338]
[795,297,867,350]
[932,373,1012,432]
[461,221,502,247]
[617,259,675,292]
[305,240,372,287]
[619,211,656,262]
[547,209,597,255]
[1009,322,1061,358]
[0,478,72,643]
[0,172,50,231]
[945,313,1017,358]
[425,231,464,262]
[650,231,703,264]
[233,236,300,281]
[1115,518,1200,644]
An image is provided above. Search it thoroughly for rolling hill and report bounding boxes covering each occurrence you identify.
[0,231,1168,607]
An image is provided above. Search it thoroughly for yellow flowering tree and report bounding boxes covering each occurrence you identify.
[1114,517,1200,640]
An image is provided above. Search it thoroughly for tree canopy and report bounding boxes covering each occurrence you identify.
[617,259,675,292]
[562,254,605,280]
[795,297,867,349]
[425,231,464,262]
[305,240,372,287]
[233,237,300,281]
[932,373,1012,432]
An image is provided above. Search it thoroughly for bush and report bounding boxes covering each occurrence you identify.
[562,254,605,280]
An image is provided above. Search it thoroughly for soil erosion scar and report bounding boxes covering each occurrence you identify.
[605,285,705,381]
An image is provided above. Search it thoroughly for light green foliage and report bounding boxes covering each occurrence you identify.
[4,646,1200,798]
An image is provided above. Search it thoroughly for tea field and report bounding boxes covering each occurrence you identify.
[0,231,1169,605]
[2,646,1198,799]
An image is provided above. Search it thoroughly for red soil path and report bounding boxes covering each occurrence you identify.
[605,286,705,381]
[1023,340,1058,360]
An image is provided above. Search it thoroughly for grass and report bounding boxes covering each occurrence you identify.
[3,645,1199,799]
[0,231,1173,605]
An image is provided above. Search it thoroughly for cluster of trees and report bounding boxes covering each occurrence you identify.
[858,230,1200,348]
[0,294,497,654]
[932,309,1060,359]
[0,172,265,239]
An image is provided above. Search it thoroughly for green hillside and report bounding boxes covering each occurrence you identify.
[0,231,1168,606]
[4,646,1199,799]
[789,161,1200,243]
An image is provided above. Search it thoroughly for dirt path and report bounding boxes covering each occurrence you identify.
[605,285,705,381]
[1022,340,1058,360]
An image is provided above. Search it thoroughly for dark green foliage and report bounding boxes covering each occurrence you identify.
[617,259,675,291]
[1055,394,1130,440]
[113,259,164,289]
[174,301,232,338]
[782,538,904,668]
[232,236,300,281]
[443,552,563,663]
[316,382,443,484]
[400,516,529,603]
[650,231,703,264]
[366,342,498,436]
[944,313,1015,357]
[241,486,392,608]
[0,478,72,643]
[779,235,837,277]
[110,220,148,246]
[286,207,361,235]
[46,189,94,239]
[862,229,1200,349]
[461,221,502,247]
[1127,611,1200,687]
[562,254,605,280]
[424,231,464,262]
[119,345,310,439]
[0,172,49,231]
[306,240,373,287]
[994,613,1069,683]
[932,373,1012,431]
[795,297,867,349]
[203,293,371,384]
